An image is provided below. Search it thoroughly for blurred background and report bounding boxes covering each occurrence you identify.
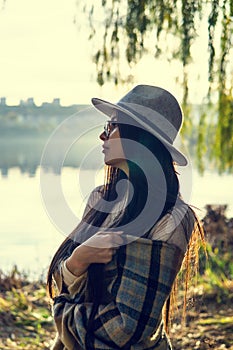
[0,1,233,349]
[0,0,232,276]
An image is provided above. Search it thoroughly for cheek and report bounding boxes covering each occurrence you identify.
[106,139,125,161]
[114,139,125,158]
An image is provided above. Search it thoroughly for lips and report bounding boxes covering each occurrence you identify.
[102,145,109,153]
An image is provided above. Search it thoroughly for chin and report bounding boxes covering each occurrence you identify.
[104,156,116,166]
[104,159,115,166]
[104,158,126,171]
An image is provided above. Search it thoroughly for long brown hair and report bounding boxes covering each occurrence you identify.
[163,210,205,332]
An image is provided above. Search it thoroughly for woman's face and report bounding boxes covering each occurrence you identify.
[99,111,128,173]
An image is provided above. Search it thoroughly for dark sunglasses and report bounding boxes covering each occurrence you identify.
[104,121,119,138]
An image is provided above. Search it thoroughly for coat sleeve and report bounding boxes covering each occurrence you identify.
[53,239,184,349]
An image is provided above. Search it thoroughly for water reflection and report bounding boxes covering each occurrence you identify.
[0,167,103,278]
[0,104,106,177]
[0,138,45,177]
[0,131,105,177]
[1,164,232,277]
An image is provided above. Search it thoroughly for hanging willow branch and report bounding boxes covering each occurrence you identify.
[83,0,208,85]
[214,0,233,173]
[208,0,220,87]
[78,0,233,172]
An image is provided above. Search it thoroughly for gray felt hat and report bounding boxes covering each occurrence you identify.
[92,84,188,166]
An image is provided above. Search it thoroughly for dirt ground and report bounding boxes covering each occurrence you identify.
[171,295,233,350]
[0,281,232,350]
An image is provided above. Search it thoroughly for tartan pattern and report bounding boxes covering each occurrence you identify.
[52,239,183,350]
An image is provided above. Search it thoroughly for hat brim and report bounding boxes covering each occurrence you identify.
[92,97,188,166]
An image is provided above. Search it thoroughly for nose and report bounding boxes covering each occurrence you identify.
[99,131,107,141]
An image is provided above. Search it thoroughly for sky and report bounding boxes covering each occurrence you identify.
[0,0,103,105]
[0,0,209,106]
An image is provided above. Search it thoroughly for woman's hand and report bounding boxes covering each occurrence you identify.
[66,231,122,277]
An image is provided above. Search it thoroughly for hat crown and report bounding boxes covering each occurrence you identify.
[91,84,187,166]
[118,85,183,137]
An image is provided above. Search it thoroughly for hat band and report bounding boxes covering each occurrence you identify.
[118,102,174,144]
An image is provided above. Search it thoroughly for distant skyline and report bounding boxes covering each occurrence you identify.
[0,96,86,107]
[0,0,209,106]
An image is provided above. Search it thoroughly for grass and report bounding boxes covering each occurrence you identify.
[0,268,55,350]
[0,258,232,349]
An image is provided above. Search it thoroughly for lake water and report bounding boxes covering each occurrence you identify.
[0,166,232,279]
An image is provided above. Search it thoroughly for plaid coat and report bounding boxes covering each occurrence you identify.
[51,237,184,350]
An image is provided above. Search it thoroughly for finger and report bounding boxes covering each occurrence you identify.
[111,233,124,247]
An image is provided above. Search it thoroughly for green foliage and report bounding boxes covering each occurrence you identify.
[79,0,233,173]
[214,91,233,173]
[181,0,199,66]
[198,243,233,301]
[0,268,54,349]
[83,0,233,88]
[208,0,220,85]
[196,111,207,174]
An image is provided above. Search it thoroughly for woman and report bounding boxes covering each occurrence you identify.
[47,85,204,349]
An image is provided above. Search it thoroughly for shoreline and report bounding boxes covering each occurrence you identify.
[1,203,233,279]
